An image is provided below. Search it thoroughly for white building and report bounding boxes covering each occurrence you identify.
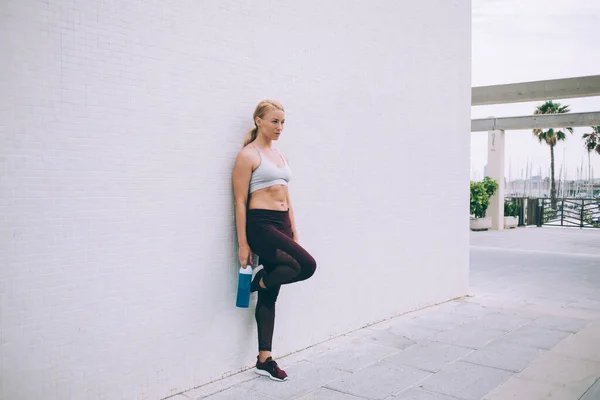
[0,1,471,399]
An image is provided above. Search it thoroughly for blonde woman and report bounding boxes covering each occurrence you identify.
[232,100,317,381]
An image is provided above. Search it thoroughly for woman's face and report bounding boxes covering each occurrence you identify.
[257,109,285,140]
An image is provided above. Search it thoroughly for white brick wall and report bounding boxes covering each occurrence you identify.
[0,1,471,399]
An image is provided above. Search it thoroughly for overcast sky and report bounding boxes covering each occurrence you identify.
[471,0,600,181]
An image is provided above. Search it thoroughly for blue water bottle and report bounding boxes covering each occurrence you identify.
[235,266,253,308]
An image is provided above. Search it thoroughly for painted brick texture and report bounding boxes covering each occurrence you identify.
[0,1,471,399]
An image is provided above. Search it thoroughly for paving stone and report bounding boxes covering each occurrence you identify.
[201,387,278,400]
[310,339,399,372]
[182,370,259,399]
[525,304,600,321]
[498,308,547,320]
[462,340,546,372]
[500,325,572,349]
[297,387,366,399]
[535,290,585,302]
[280,335,354,366]
[552,324,600,363]
[428,301,501,318]
[468,313,534,332]
[368,315,417,331]
[530,315,590,333]
[346,328,376,340]
[575,299,600,311]
[241,360,351,399]
[583,319,600,331]
[526,298,574,312]
[384,340,473,373]
[407,313,475,332]
[353,328,417,350]
[391,388,459,399]
[418,361,512,400]
[385,322,440,341]
[517,352,600,391]
[484,376,583,400]
[428,324,506,349]
[326,361,431,400]
[580,378,600,400]
[471,299,540,317]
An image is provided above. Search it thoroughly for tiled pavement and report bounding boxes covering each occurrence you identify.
[173,227,600,400]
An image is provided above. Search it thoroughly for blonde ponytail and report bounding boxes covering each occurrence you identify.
[243,126,258,146]
[243,100,284,146]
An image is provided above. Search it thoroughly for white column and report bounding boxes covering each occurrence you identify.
[487,129,505,230]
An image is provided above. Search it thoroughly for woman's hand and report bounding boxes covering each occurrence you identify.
[238,244,253,269]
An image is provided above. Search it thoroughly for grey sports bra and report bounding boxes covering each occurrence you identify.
[248,144,292,194]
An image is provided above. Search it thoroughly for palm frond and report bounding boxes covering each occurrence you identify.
[582,126,600,155]
[556,130,567,141]
[532,101,573,147]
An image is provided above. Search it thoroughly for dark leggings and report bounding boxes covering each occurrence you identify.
[246,208,317,352]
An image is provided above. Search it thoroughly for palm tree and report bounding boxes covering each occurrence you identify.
[532,100,573,208]
[582,126,600,155]
[582,126,600,196]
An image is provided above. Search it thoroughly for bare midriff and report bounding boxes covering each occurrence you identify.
[248,185,289,211]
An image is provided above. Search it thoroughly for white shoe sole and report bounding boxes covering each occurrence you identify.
[255,368,288,381]
[252,264,264,278]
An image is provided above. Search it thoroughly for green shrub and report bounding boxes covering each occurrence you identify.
[504,199,519,217]
[470,177,498,218]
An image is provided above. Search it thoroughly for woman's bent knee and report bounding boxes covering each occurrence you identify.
[303,256,317,279]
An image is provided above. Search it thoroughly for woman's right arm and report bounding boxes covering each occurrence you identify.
[232,149,254,268]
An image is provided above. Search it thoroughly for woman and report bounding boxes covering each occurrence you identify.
[232,100,317,382]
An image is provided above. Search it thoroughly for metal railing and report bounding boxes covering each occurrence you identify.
[504,197,600,228]
[539,198,600,228]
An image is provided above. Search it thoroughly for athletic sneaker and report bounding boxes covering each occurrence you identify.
[255,356,288,381]
[250,267,266,293]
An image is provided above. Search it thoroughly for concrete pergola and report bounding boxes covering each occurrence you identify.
[471,75,600,230]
